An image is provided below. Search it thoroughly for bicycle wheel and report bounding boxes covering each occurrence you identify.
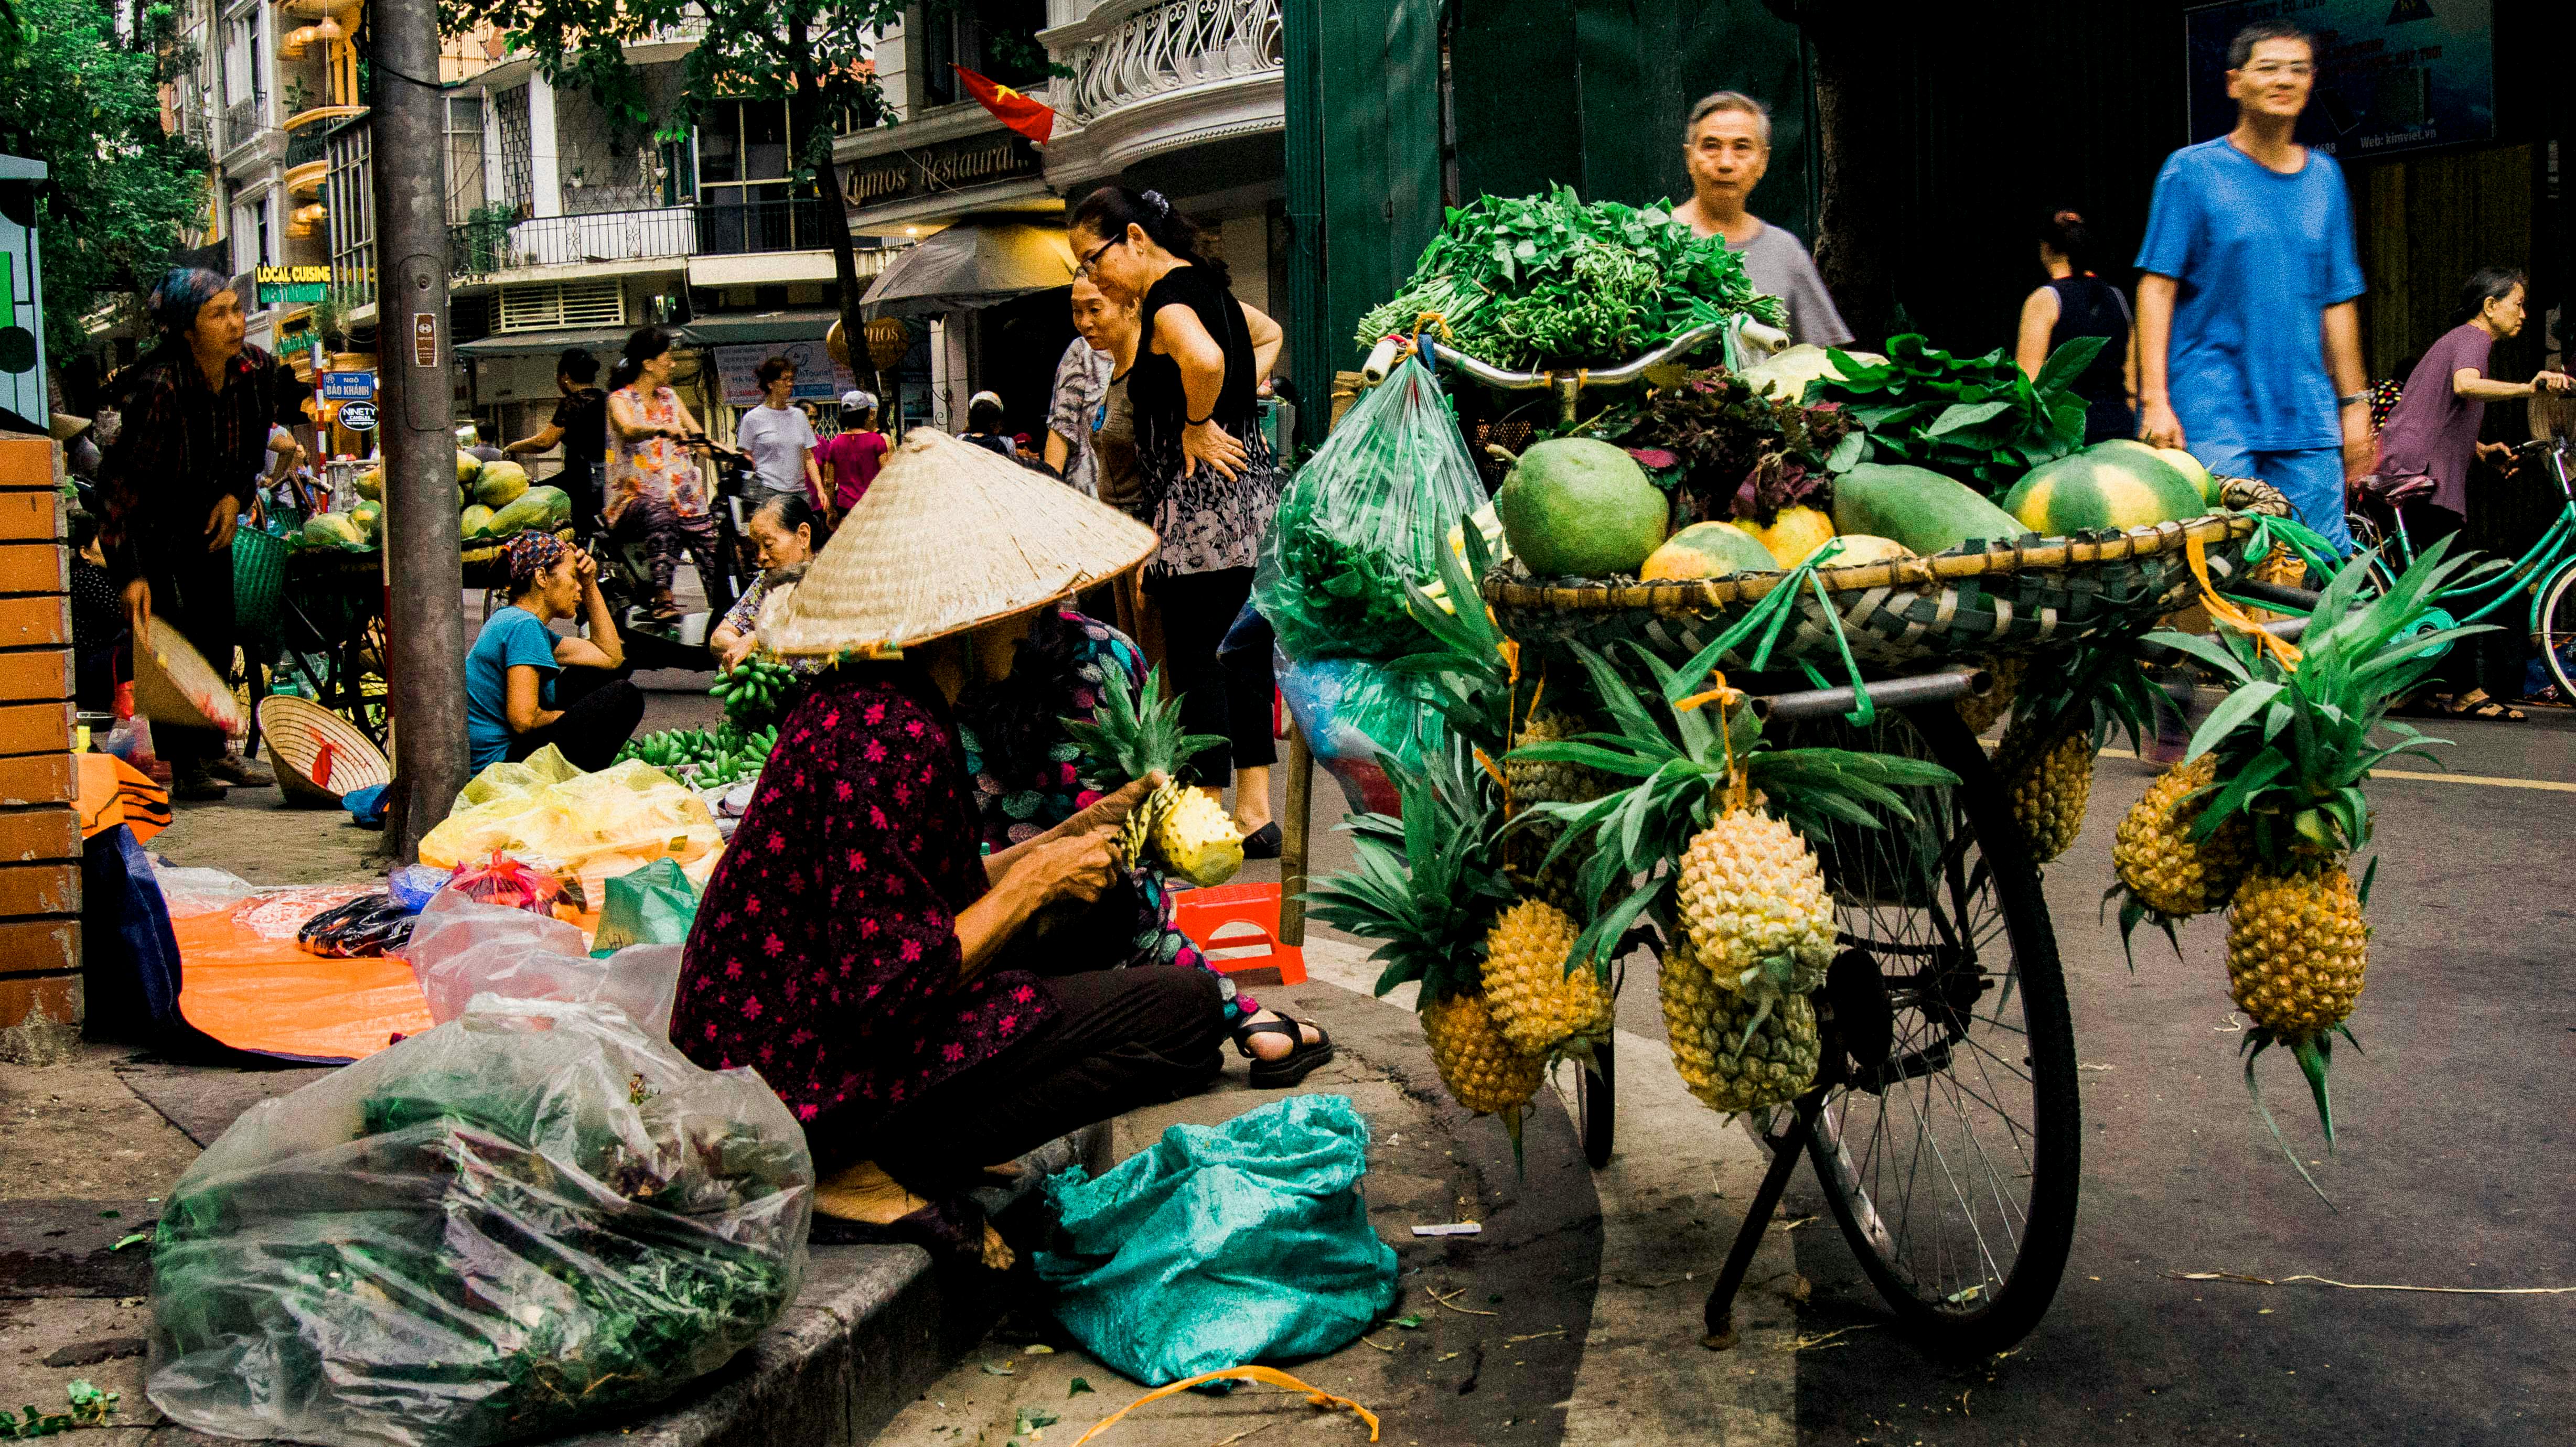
[1795,706,2080,1355]
[2538,563,2576,700]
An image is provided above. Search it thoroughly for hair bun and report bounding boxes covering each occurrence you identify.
[1142,189,1171,217]
[2053,209,2083,226]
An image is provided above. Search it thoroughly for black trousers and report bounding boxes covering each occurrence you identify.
[505,665,643,771]
[141,539,237,769]
[1144,566,1276,776]
[2396,502,2528,698]
[856,963,1228,1195]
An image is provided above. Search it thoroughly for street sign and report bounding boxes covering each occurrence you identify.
[321,370,375,402]
[339,399,379,431]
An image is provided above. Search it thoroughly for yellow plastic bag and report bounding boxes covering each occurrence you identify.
[421,756,723,882]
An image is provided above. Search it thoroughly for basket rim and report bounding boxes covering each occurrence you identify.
[1479,512,2258,614]
[256,693,392,795]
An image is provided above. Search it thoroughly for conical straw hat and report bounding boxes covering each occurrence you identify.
[761,428,1158,656]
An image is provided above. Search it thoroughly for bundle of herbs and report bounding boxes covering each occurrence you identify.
[148,997,812,1447]
[1355,187,1783,371]
[1584,365,1862,526]
[1805,333,2107,500]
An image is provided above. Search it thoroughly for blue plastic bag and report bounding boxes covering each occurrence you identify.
[1036,1095,1398,1387]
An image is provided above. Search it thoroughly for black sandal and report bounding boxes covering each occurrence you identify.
[2441,690,2527,722]
[1235,1011,1334,1089]
[809,1194,999,1267]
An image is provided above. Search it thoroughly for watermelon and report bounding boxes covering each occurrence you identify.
[2002,442,2208,535]
[1495,439,1670,577]
[1640,522,1777,580]
[1831,465,2027,556]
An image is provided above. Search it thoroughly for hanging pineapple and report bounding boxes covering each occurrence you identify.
[1482,898,1615,1059]
[1993,645,2172,866]
[1062,665,1247,887]
[1954,654,2025,737]
[1508,638,1956,1115]
[2150,536,2491,1183]
[2104,753,2255,959]
[1503,700,1608,920]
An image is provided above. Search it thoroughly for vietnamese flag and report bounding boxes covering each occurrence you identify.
[953,65,1057,144]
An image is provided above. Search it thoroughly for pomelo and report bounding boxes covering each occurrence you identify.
[459,504,496,539]
[2153,446,2219,504]
[1495,439,1670,578]
[456,450,482,485]
[1831,464,2027,556]
[474,459,531,508]
[1741,505,1836,569]
[1641,522,1778,580]
[2002,441,2207,536]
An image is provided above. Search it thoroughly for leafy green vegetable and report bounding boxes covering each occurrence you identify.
[1357,187,1783,371]
[1068,1377,1096,1398]
[1585,366,1858,525]
[0,1381,119,1438]
[1806,333,2106,499]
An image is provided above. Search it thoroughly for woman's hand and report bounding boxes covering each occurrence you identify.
[123,578,152,649]
[1058,774,1161,839]
[1182,418,1246,481]
[1018,828,1120,906]
[714,631,755,671]
[206,495,240,553]
[2138,398,2185,451]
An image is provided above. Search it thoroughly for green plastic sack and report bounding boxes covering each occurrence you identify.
[1254,356,1487,663]
[1035,1094,1397,1387]
[591,857,701,957]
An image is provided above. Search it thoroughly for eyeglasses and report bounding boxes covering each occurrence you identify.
[1077,235,1123,277]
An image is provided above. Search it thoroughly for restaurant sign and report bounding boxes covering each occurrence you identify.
[841,133,1042,212]
[255,264,335,306]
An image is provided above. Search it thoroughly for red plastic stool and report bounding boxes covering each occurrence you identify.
[1170,882,1307,988]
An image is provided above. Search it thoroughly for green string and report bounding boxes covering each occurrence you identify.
[1691,538,1877,726]
[2248,514,2340,579]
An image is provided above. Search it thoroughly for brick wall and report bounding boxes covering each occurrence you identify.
[0,434,78,1037]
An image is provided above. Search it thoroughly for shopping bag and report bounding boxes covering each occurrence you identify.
[591,857,701,957]
[1253,356,1487,663]
[147,994,811,1447]
[1035,1094,1398,1387]
[404,892,684,1036]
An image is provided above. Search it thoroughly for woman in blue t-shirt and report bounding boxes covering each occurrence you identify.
[464,532,641,771]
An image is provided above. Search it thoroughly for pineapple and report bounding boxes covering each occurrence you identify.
[1063,666,1244,887]
[1955,655,2025,737]
[1995,720,2095,866]
[1676,808,1836,995]
[1422,991,1548,1115]
[2111,755,2252,921]
[1482,899,1614,1057]
[1504,710,1602,810]
[2226,863,2368,1042]
[1660,935,1819,1114]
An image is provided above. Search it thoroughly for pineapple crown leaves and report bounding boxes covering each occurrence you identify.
[1383,512,1515,753]
[2006,642,2174,754]
[1061,665,1227,786]
[2151,536,2500,865]
[1504,639,1958,970]
[1303,736,1512,1006]
[2240,1022,2360,1209]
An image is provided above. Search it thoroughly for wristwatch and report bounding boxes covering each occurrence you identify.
[2337,391,2370,408]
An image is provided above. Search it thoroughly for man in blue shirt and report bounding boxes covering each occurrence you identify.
[2135,21,2369,550]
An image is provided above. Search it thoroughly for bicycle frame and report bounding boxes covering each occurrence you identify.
[2368,438,2576,635]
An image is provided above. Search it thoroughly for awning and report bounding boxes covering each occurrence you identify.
[455,326,633,359]
[679,309,844,345]
[861,218,1074,318]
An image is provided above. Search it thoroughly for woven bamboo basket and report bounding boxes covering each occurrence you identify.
[1480,513,2260,669]
[257,694,393,807]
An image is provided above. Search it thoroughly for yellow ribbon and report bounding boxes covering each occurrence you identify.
[1070,1367,1381,1444]
[1675,669,1751,812]
[2186,534,2302,673]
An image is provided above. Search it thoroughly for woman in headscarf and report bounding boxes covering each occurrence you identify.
[671,430,1323,1271]
[462,531,640,771]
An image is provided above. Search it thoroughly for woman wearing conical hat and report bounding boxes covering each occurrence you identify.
[670,430,1328,1269]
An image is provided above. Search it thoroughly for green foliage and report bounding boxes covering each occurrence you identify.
[1807,332,2105,500]
[1583,364,1861,525]
[1381,515,1513,752]
[0,0,206,360]
[1303,733,1512,1007]
[0,1381,119,1438]
[1355,186,1784,371]
[1062,665,1226,787]
[2151,536,2499,867]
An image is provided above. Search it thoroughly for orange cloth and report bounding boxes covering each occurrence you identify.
[170,887,435,1062]
[78,753,171,844]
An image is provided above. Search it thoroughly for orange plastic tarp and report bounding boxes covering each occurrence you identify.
[77,753,171,845]
[171,887,436,1062]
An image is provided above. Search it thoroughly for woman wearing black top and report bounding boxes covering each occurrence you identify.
[2013,209,2138,445]
[1065,185,1289,846]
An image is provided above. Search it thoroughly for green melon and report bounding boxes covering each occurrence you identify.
[459,504,497,539]
[1641,521,1778,580]
[520,485,572,527]
[487,490,553,537]
[1830,464,2028,556]
[2002,441,2208,535]
[1495,439,1671,577]
[2153,446,2219,504]
[474,459,531,508]
[350,501,382,542]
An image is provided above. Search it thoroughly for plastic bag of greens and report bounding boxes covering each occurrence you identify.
[147,994,811,1447]
[1036,1094,1398,1387]
[1254,356,1486,663]
[403,893,684,1035]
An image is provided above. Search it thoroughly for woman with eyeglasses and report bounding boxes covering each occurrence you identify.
[1065,185,1290,859]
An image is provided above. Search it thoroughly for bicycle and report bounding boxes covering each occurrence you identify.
[2322,436,2576,699]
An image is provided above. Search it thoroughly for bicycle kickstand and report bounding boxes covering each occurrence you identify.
[1701,1094,1819,1351]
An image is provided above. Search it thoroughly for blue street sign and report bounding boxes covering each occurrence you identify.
[321,370,376,402]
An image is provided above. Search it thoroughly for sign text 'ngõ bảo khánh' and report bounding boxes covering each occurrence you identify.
[255,264,335,306]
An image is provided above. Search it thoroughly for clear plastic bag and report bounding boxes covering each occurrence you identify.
[1274,647,1437,815]
[403,892,683,1036]
[147,994,811,1447]
[1254,356,1488,663]
[421,755,723,893]
[149,860,260,919]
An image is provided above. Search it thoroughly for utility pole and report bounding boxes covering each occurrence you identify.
[370,0,467,858]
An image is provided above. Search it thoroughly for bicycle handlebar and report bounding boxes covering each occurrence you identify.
[1360,315,1793,390]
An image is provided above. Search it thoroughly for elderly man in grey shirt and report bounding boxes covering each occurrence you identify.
[1671,90,1852,349]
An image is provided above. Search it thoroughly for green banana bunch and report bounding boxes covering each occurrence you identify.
[711,653,799,729]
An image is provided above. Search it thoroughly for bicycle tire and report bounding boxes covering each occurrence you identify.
[1798,705,2080,1356]
[2538,562,2576,700]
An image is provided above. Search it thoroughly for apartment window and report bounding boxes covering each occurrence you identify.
[327,121,374,302]
[696,101,821,251]
[915,0,1049,107]
[256,196,273,268]
[444,95,487,224]
[494,84,533,213]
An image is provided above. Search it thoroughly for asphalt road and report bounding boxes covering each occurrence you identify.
[1252,704,2576,1446]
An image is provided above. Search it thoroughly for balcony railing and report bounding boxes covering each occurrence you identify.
[1053,0,1282,125]
[447,198,840,279]
[285,125,332,170]
[224,91,270,151]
